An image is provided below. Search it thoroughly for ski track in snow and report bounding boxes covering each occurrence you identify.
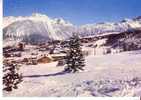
[3,50,141,97]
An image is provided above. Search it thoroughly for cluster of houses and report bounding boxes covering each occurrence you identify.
[3,37,122,67]
[3,42,67,67]
[3,42,25,57]
[5,28,140,67]
[82,29,141,55]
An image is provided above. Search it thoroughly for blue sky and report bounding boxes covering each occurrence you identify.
[3,0,141,25]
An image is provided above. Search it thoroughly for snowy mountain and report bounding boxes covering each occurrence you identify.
[78,18,141,37]
[3,13,141,44]
[3,13,75,43]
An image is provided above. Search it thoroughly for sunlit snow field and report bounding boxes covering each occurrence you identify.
[3,50,141,97]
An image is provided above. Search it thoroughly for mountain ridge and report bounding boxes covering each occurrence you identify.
[3,13,141,44]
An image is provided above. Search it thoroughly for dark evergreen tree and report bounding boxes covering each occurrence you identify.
[64,33,85,73]
[3,63,23,91]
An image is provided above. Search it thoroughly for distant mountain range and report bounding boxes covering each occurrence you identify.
[3,13,141,44]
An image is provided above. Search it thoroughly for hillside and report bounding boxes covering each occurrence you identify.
[3,50,141,96]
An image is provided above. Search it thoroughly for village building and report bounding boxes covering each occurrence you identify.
[37,55,53,64]
[17,42,25,51]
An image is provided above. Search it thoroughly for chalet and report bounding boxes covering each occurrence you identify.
[3,52,21,58]
[22,57,37,65]
[17,42,25,51]
[51,53,66,61]
[37,55,53,64]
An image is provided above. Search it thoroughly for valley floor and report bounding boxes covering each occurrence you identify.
[3,50,141,97]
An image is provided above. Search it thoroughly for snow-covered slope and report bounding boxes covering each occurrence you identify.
[78,18,141,37]
[3,13,141,44]
[3,13,75,43]
[3,50,141,96]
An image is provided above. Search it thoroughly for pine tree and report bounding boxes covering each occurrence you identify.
[64,33,85,73]
[3,63,23,91]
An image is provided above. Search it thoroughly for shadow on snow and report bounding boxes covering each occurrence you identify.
[23,71,69,78]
